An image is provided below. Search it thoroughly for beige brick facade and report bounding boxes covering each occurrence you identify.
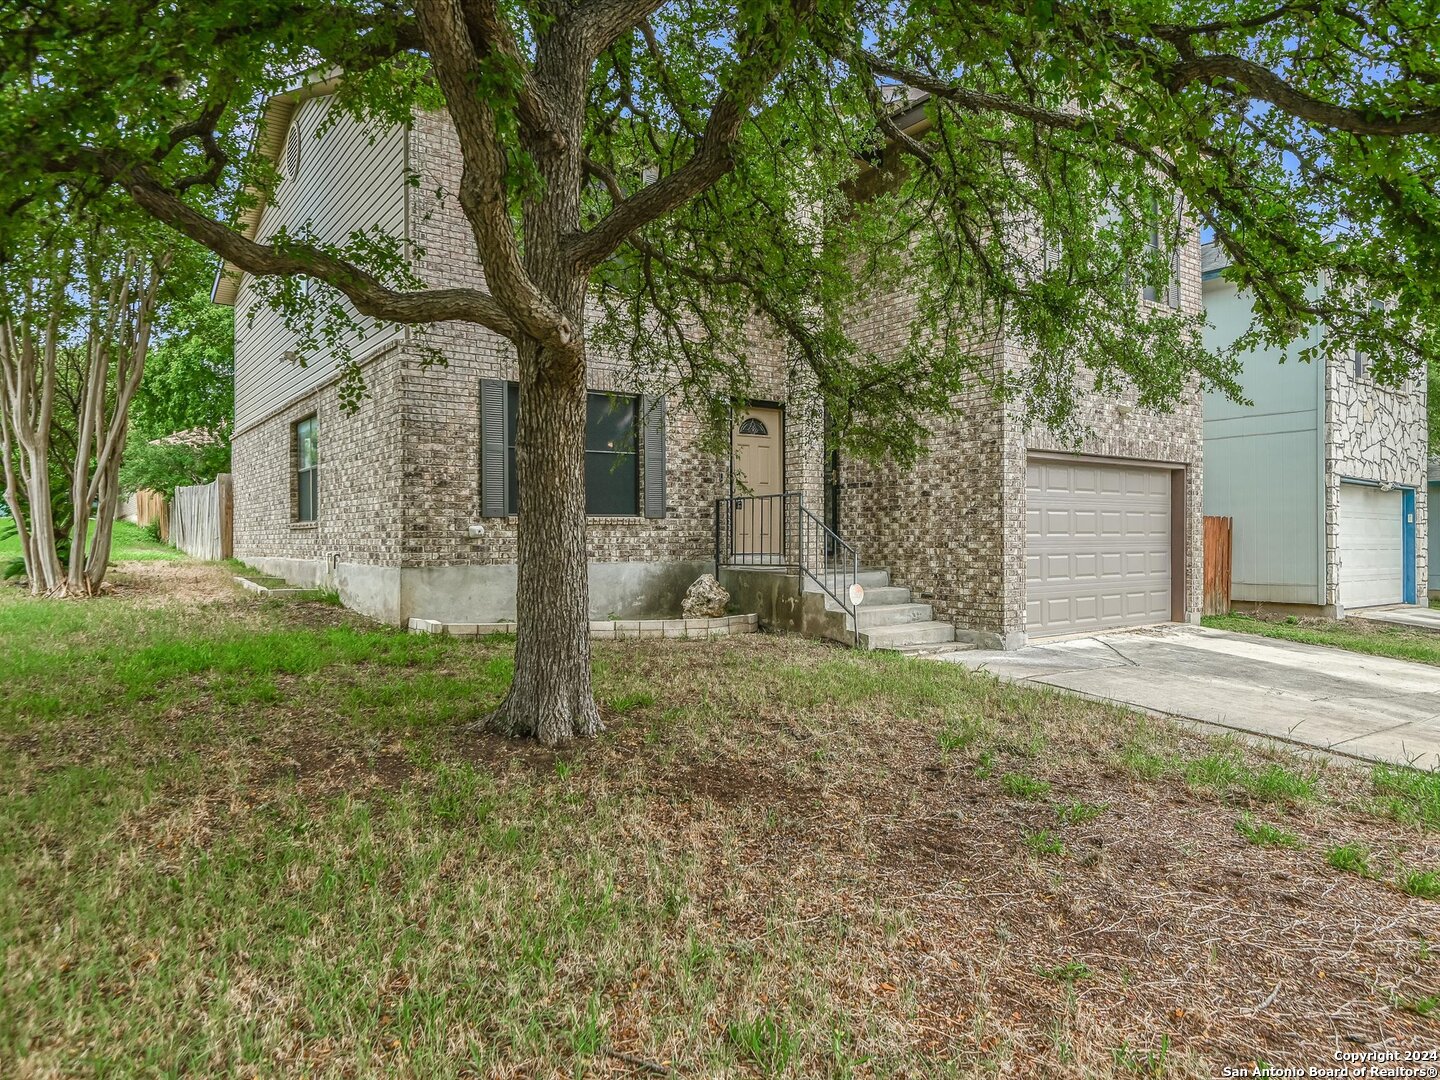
[835,231,1206,646]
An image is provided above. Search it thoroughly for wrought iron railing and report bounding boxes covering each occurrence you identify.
[715,493,861,645]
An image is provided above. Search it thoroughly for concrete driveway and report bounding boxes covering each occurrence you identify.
[934,624,1440,768]
[1353,603,1440,631]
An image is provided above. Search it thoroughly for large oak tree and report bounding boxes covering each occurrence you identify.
[5,0,1437,740]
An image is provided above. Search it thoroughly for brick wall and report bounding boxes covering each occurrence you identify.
[837,277,1010,635]
[838,224,1207,643]
[400,110,816,573]
[232,345,404,568]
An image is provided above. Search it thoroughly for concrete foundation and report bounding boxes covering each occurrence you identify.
[244,556,714,626]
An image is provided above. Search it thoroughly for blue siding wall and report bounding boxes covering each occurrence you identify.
[1202,277,1325,604]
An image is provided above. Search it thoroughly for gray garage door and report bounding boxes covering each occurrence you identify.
[1026,459,1173,638]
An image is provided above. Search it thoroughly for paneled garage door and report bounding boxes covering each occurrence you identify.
[1338,483,1403,609]
[1026,459,1173,637]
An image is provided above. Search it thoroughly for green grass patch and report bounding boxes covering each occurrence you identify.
[1037,960,1093,983]
[1000,772,1051,800]
[0,518,181,565]
[1235,814,1302,849]
[1184,749,1318,804]
[1396,994,1440,1018]
[1400,870,1440,900]
[1203,612,1440,668]
[727,1014,796,1076]
[1023,829,1065,857]
[1373,765,1440,830]
[1326,843,1373,877]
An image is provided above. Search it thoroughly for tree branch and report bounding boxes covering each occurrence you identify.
[415,0,575,348]
[566,0,817,270]
[78,151,520,336]
[457,0,563,149]
[573,0,670,60]
[1163,52,1440,135]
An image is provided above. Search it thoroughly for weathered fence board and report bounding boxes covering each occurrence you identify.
[1202,515,1232,616]
[170,474,232,561]
[120,488,170,540]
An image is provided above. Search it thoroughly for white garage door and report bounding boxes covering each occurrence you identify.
[1026,459,1173,637]
[1339,483,1403,608]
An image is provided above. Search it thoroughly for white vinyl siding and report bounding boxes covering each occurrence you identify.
[1026,459,1173,637]
[233,97,407,433]
[1338,483,1403,608]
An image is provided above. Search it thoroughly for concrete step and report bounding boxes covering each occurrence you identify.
[805,568,890,591]
[854,602,934,629]
[859,620,956,651]
[825,584,912,610]
[887,641,977,657]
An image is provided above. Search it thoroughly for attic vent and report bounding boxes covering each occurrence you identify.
[285,129,301,179]
[640,165,659,186]
[738,417,768,436]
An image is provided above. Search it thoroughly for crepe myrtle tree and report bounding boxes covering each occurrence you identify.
[8,1,1438,741]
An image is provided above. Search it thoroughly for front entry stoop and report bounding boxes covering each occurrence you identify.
[807,568,970,653]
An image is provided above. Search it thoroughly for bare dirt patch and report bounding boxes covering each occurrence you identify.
[106,559,243,606]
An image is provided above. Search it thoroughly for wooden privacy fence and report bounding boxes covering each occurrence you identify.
[1203,515,1232,616]
[170,474,233,561]
[133,488,169,540]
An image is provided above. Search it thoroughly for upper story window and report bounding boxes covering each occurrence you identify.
[503,384,640,516]
[295,415,318,522]
[1141,222,1182,309]
[1353,298,1387,380]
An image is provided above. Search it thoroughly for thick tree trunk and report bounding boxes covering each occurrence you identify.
[488,337,602,743]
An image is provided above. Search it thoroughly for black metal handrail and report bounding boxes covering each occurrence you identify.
[715,492,861,645]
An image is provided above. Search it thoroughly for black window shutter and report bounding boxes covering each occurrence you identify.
[480,378,507,517]
[642,393,667,519]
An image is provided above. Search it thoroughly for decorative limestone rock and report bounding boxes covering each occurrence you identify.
[681,574,730,619]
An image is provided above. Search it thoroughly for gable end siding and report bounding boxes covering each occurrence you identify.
[233,97,408,433]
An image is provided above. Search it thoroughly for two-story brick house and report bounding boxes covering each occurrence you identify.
[218,76,1207,649]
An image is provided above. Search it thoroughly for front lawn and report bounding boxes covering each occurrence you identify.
[3,565,1438,1077]
[1203,611,1440,667]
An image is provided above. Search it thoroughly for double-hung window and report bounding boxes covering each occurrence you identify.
[295,415,318,522]
[499,384,641,516]
[481,379,664,519]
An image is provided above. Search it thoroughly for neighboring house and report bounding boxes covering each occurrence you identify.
[1201,243,1427,614]
[1430,456,1440,600]
[217,77,1206,649]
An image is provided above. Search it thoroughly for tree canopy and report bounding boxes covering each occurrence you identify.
[5,1,1437,440]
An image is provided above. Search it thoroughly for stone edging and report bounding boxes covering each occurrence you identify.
[235,574,305,597]
[407,614,759,639]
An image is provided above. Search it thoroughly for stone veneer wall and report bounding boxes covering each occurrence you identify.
[1323,354,1428,606]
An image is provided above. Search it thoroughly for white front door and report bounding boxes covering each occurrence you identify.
[1026,459,1173,637]
[1339,483,1403,608]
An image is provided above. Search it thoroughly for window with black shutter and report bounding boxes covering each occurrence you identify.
[482,382,658,518]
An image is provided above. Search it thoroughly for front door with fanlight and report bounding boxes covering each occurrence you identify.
[731,406,784,558]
